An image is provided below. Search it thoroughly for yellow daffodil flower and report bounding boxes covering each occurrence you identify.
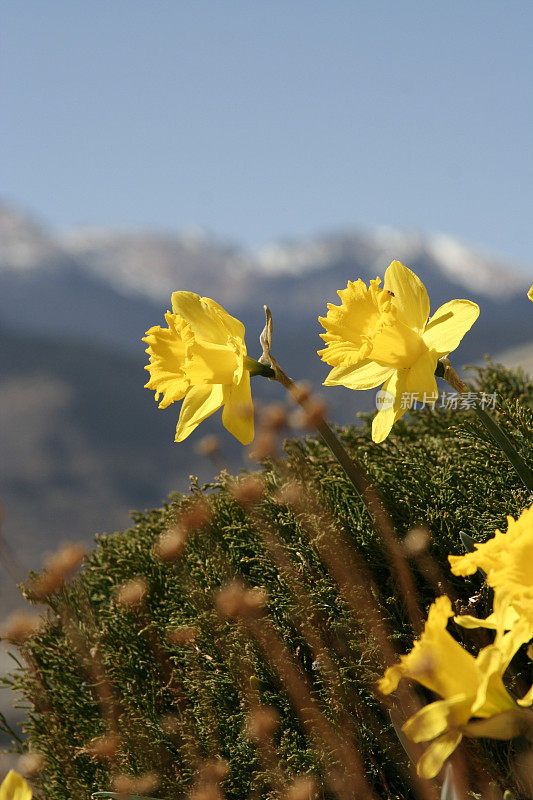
[144,292,254,444]
[449,504,533,652]
[318,261,479,442]
[378,596,522,779]
[528,284,533,301]
[0,771,32,800]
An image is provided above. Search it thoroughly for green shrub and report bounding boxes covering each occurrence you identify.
[3,362,532,800]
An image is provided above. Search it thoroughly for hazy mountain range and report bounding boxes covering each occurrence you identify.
[0,202,531,603]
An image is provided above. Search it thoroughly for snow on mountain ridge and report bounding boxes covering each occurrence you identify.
[0,205,64,272]
[0,204,529,303]
[253,228,528,299]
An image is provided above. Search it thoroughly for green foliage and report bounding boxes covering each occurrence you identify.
[3,362,532,800]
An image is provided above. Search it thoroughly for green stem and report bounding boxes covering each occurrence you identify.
[91,794,163,800]
[244,356,275,378]
[437,359,533,491]
[473,404,533,490]
[260,354,424,633]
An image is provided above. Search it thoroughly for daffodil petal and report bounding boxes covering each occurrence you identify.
[175,384,225,442]
[0,771,32,800]
[528,284,533,302]
[171,292,229,344]
[454,606,520,632]
[384,260,430,332]
[463,710,533,739]
[404,349,438,399]
[371,371,407,443]
[222,375,254,445]
[422,299,480,357]
[416,731,462,780]
[323,360,394,390]
[518,683,533,707]
[202,297,246,340]
[403,696,469,743]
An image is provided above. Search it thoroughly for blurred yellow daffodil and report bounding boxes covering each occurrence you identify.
[0,771,32,800]
[144,292,254,444]
[528,284,533,301]
[378,596,523,779]
[318,261,479,442]
[449,503,533,653]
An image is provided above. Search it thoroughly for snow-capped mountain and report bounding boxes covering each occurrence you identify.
[1,202,530,360]
[59,222,528,304]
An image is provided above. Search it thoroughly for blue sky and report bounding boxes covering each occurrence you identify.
[3,1,532,266]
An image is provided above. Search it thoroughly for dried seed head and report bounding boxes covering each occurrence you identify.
[215,582,267,620]
[29,543,85,598]
[195,435,221,457]
[291,381,312,404]
[403,527,430,557]
[285,776,317,800]
[248,430,277,461]
[28,571,64,599]
[198,759,229,784]
[155,526,188,562]
[229,475,264,507]
[291,397,328,429]
[180,501,213,532]
[273,482,305,510]
[16,752,43,777]
[167,625,197,646]
[160,713,180,735]
[3,611,40,644]
[189,786,222,800]
[246,707,280,740]
[115,578,148,609]
[113,772,159,796]
[44,543,85,576]
[262,402,288,431]
[87,734,121,761]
